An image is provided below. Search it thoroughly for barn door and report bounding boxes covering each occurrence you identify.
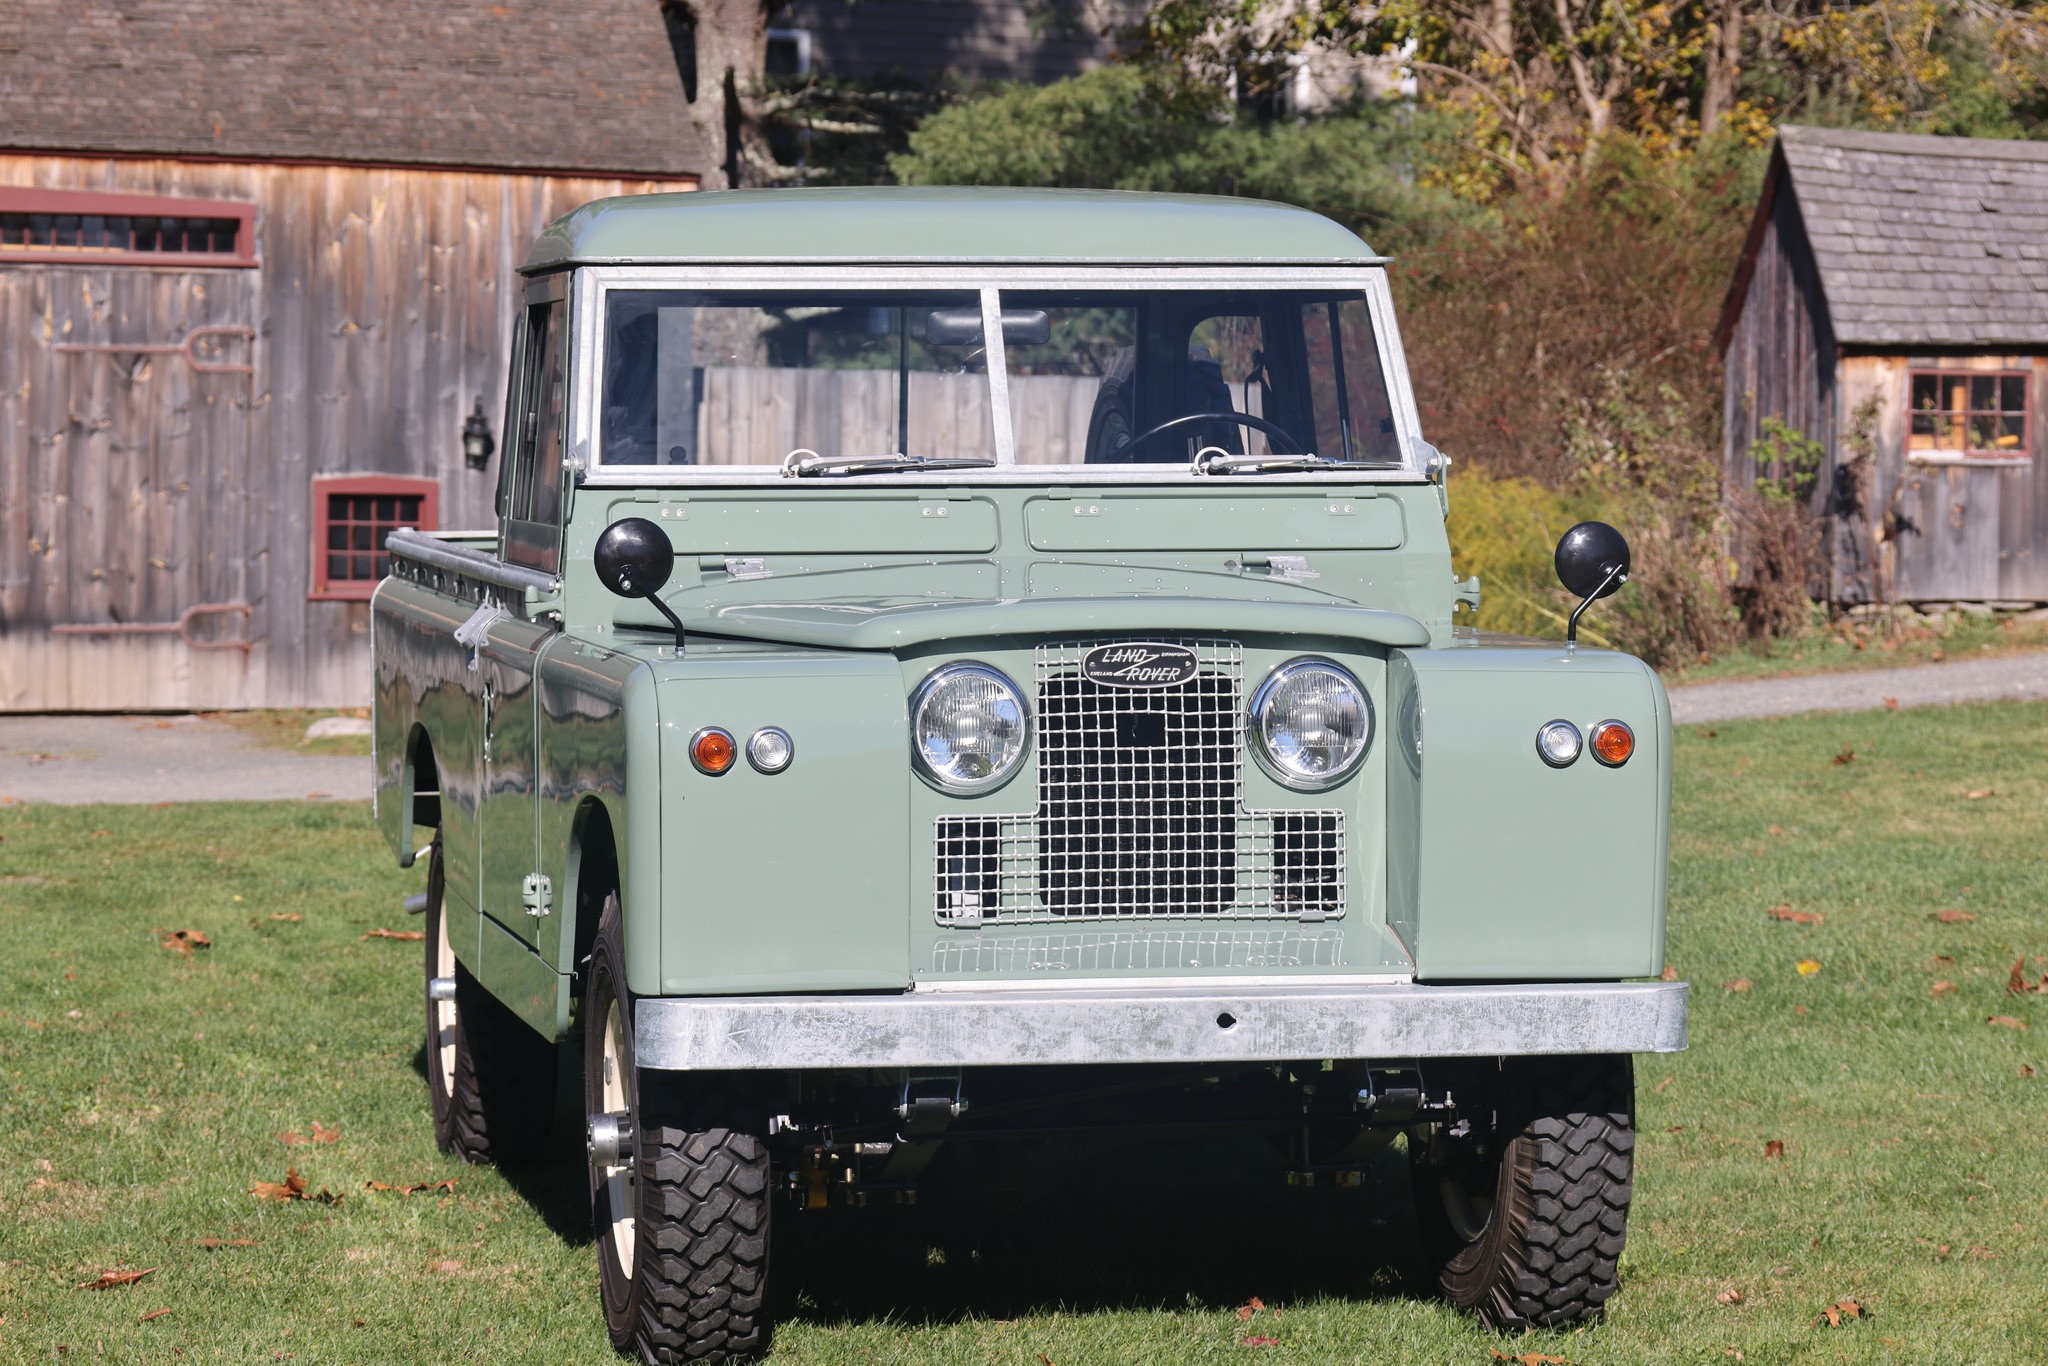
[39,271,259,708]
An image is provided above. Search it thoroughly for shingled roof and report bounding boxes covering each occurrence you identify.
[1734,125,2048,348]
[0,0,708,178]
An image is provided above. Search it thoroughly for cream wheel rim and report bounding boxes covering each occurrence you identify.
[600,996,636,1275]
[431,897,456,1100]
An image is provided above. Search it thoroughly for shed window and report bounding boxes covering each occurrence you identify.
[1909,371,2028,458]
[311,476,439,601]
[0,189,256,267]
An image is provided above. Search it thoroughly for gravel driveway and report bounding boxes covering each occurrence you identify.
[0,713,371,805]
[1667,649,2048,723]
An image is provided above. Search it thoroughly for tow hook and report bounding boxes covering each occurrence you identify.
[427,977,457,1003]
[587,1112,634,1168]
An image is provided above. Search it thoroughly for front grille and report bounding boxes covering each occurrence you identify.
[934,641,1344,925]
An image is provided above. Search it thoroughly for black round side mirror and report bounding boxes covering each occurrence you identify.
[595,517,675,599]
[1554,521,1631,600]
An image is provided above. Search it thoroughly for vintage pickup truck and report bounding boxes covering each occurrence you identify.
[372,187,1685,1361]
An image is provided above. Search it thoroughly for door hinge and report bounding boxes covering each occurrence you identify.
[521,873,553,918]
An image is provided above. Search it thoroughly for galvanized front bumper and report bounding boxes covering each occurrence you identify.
[633,980,1688,1072]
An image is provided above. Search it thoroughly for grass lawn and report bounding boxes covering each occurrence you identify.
[2,702,2044,1363]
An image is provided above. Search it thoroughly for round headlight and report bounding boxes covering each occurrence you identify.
[1248,658,1372,790]
[911,663,1030,794]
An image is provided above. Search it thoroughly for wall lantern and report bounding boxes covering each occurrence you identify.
[462,397,496,471]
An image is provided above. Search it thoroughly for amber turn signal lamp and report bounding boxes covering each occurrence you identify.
[690,727,736,776]
[1590,719,1634,768]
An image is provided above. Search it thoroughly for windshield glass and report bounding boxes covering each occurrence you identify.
[596,286,1403,469]
[600,290,994,466]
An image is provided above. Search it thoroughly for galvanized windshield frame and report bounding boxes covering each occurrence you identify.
[570,264,1428,485]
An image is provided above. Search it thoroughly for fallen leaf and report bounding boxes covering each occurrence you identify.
[1882,696,1899,711]
[2007,959,2047,996]
[361,929,424,942]
[1966,1245,1996,1260]
[1769,905,1823,925]
[1724,978,1752,993]
[1832,747,1856,766]
[431,1259,463,1274]
[1654,1075,1674,1093]
[1038,1356,1055,1366]
[276,1131,305,1146]
[1966,789,1993,800]
[1235,1296,1265,1322]
[159,929,211,954]
[1929,911,1976,924]
[311,1121,339,1145]
[1666,1124,1684,1133]
[2023,1064,2037,1078]
[251,1167,343,1204]
[1796,959,1822,977]
[1813,1297,1869,1328]
[1932,646,1945,661]
[269,913,301,922]
[77,1268,155,1291]
[138,1309,172,1324]
[1489,1353,1571,1365]
[1932,981,1957,997]
[1242,1338,1279,1349]
[1794,1005,1809,1017]
[1767,824,1784,835]
[190,1239,258,1250]
[1987,1015,2027,1030]
[1661,964,1678,981]
[1717,1288,1744,1305]
[1763,1139,1786,1159]
[365,1177,459,1197]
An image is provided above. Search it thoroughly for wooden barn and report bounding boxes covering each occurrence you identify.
[0,0,703,711]
[1718,125,2048,608]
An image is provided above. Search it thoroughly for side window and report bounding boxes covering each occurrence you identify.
[501,296,567,572]
[1301,299,1402,463]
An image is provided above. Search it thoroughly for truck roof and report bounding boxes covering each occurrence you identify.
[523,186,1382,270]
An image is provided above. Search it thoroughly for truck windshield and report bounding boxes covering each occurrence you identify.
[597,287,1402,469]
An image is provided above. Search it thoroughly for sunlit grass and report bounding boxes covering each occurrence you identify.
[1,701,2043,1361]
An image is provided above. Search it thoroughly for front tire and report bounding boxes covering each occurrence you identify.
[421,833,554,1164]
[1409,1055,1635,1330]
[586,895,773,1364]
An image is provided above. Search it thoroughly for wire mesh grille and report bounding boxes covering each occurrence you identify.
[934,641,1344,925]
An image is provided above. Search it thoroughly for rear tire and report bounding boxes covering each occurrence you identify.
[421,833,554,1165]
[586,895,773,1364]
[1409,1055,1635,1329]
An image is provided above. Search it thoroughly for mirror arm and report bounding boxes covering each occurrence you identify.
[1565,561,1626,652]
[618,566,688,653]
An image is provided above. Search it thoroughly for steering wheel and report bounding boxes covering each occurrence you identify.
[1118,411,1303,460]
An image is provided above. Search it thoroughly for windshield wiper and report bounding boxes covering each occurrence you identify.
[1193,449,1406,475]
[782,449,997,478]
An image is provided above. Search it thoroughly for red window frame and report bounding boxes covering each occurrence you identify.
[0,187,257,267]
[1907,369,2031,460]
[311,475,440,601]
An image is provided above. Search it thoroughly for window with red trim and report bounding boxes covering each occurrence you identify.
[1909,370,2030,458]
[0,188,257,267]
[311,476,439,601]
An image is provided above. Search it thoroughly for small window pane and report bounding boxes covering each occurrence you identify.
[352,554,371,579]
[375,496,396,521]
[1968,415,1997,450]
[398,496,420,521]
[352,524,372,550]
[328,554,347,580]
[327,494,350,520]
[1969,376,1998,411]
[1912,374,1939,413]
[2001,376,2027,412]
[372,554,388,579]
[1996,415,2026,451]
[352,496,374,520]
[327,525,348,550]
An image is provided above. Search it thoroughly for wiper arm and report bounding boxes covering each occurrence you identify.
[782,448,996,478]
[1192,447,1405,475]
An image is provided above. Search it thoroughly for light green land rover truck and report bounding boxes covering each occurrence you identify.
[371,187,1686,1361]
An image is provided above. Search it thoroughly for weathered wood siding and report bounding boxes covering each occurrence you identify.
[1839,352,2048,604]
[0,155,689,711]
[1721,179,1837,505]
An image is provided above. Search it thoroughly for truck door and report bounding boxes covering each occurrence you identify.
[479,276,568,946]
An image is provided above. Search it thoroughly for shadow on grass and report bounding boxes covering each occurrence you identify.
[772,1136,1427,1330]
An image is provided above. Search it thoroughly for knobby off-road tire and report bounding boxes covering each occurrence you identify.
[1410,1054,1635,1330]
[422,832,555,1164]
[586,896,772,1364]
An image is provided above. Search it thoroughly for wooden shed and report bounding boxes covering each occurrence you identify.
[1717,125,2048,608]
[0,0,703,711]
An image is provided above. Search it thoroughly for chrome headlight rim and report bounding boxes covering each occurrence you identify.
[1246,656,1374,792]
[909,661,1032,796]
